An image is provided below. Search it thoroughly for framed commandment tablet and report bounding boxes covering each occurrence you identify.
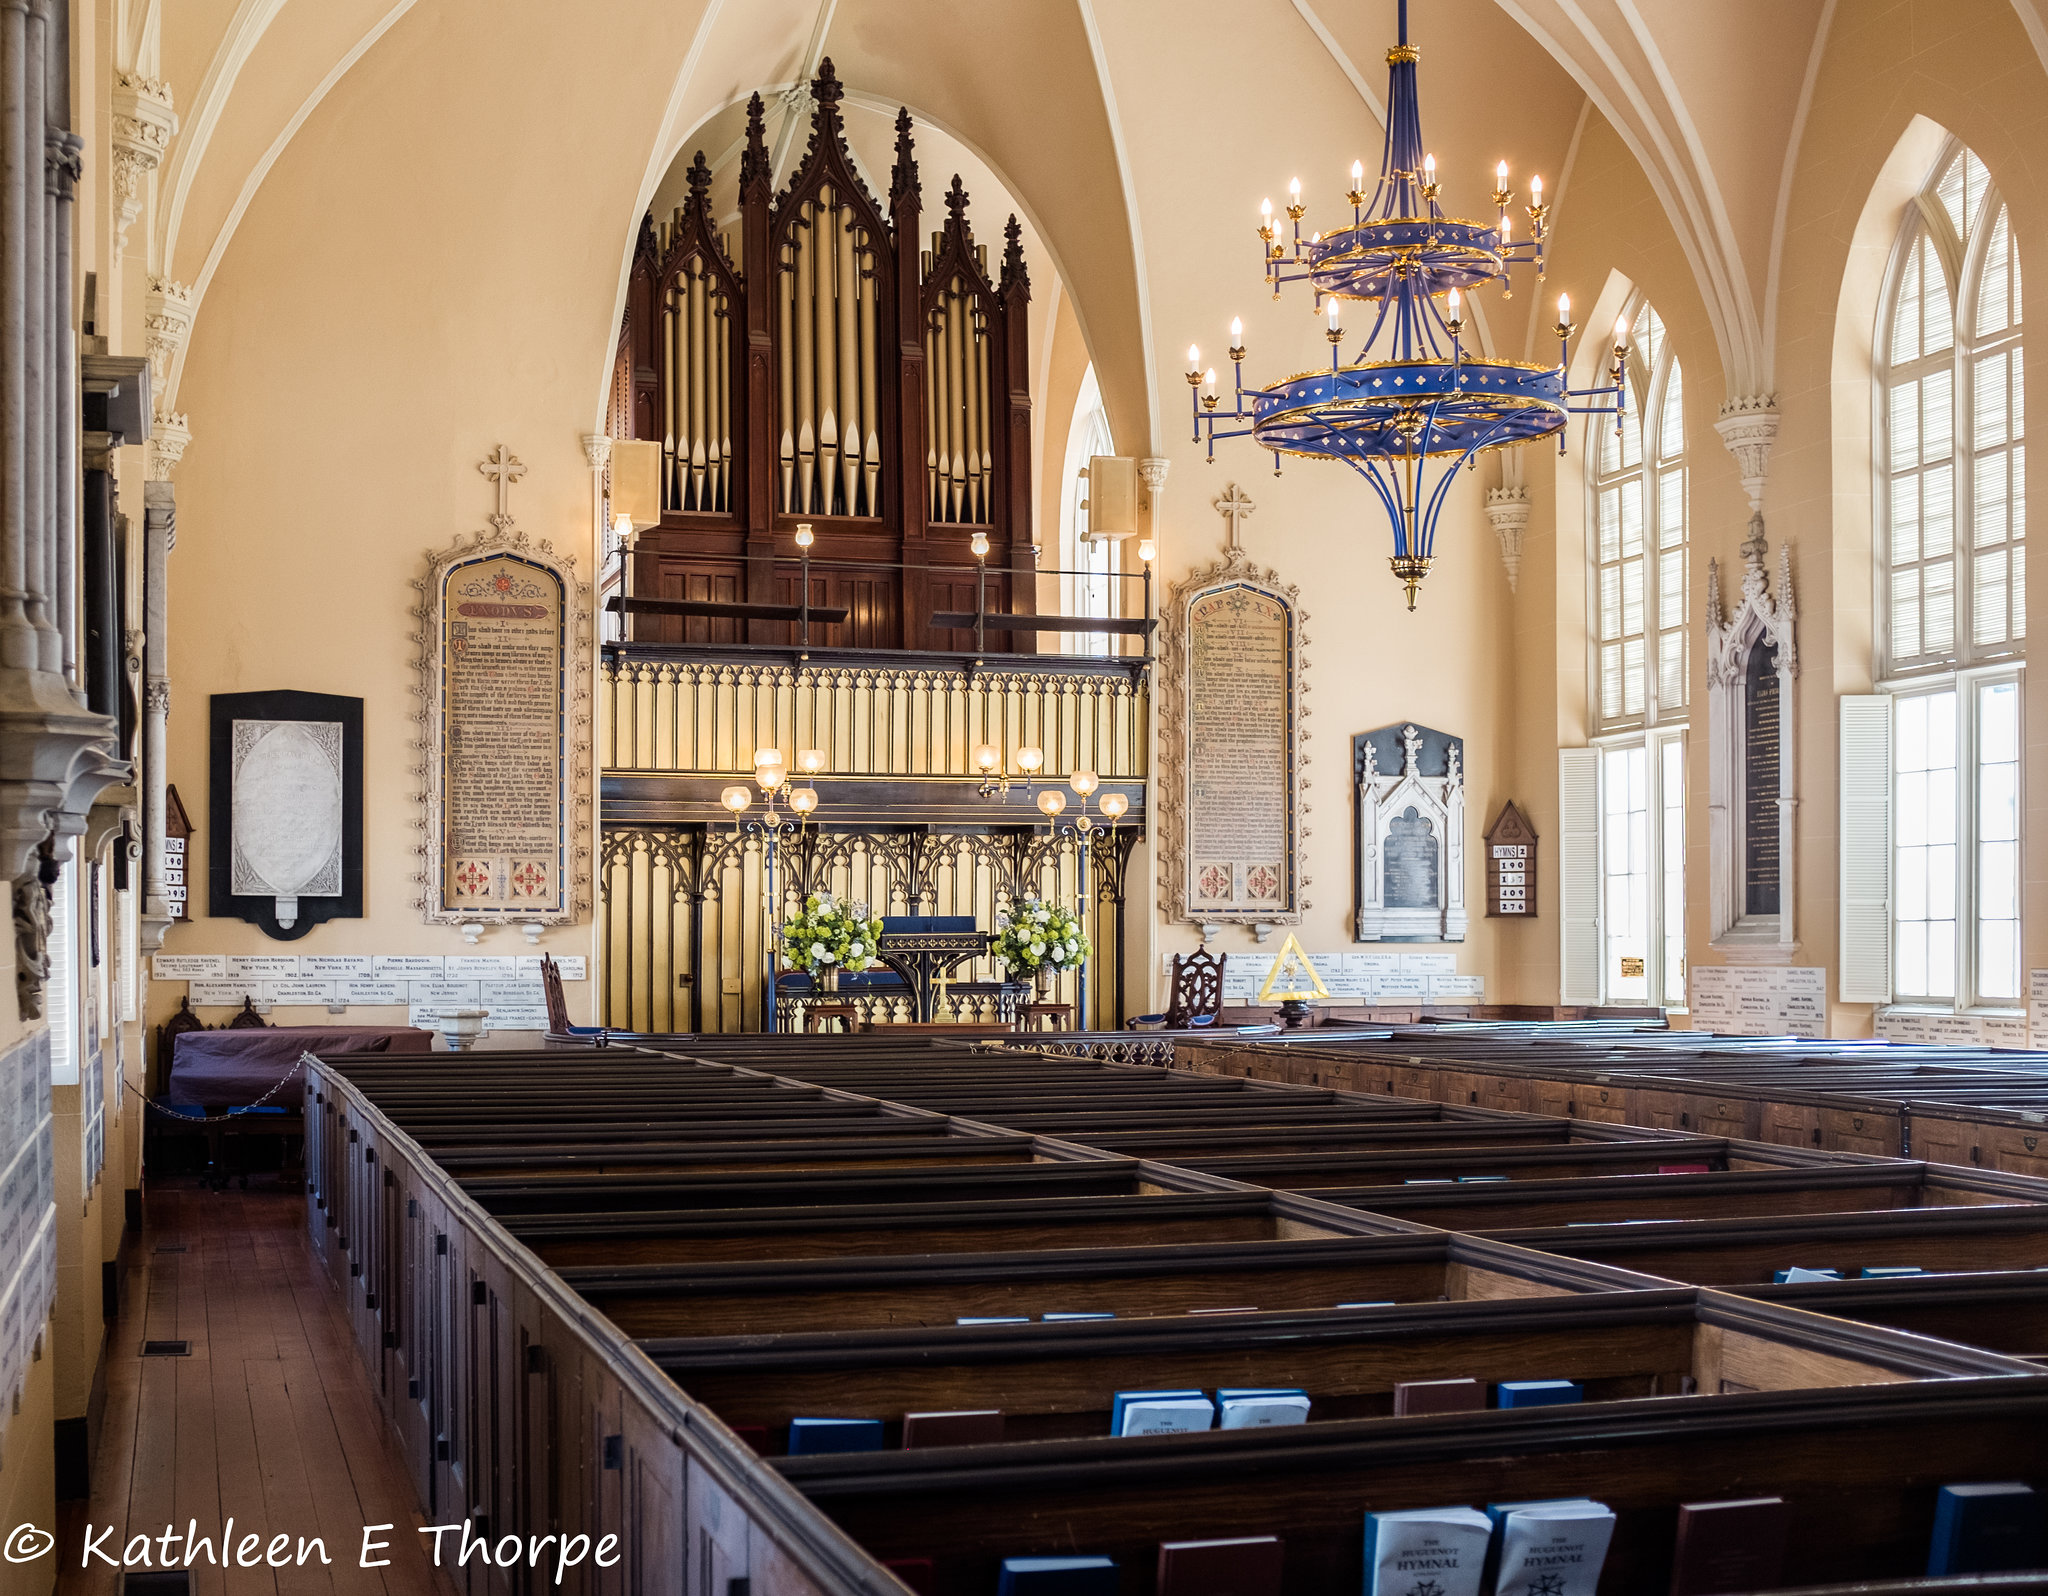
[412,522,591,931]
[208,689,364,940]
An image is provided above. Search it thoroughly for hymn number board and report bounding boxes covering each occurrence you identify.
[1484,800,1538,919]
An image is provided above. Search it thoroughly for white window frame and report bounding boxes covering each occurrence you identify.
[1591,724,1687,1009]
[1057,365,1117,658]
[1872,140,2024,1018]
[1882,665,2023,1014]
[1588,299,1688,735]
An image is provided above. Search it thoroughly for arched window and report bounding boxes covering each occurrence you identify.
[1585,301,1688,1008]
[1058,365,1117,657]
[1878,142,2025,1010]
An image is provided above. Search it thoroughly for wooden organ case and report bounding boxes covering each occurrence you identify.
[612,62,1035,654]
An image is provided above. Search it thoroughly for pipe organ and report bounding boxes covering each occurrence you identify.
[615,62,1034,651]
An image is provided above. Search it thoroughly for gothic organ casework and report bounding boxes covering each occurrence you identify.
[1484,801,1538,918]
[414,445,592,931]
[1706,517,1797,948]
[1355,723,1467,943]
[613,61,1034,651]
[207,691,363,941]
[1157,546,1307,927]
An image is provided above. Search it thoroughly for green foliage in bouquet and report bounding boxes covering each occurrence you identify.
[991,898,1090,974]
[780,894,886,972]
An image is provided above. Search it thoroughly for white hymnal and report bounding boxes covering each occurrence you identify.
[1364,1506,1493,1596]
[1113,1390,1215,1437]
[1492,1501,1617,1596]
[1216,1387,1311,1429]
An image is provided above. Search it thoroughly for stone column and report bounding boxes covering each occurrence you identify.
[137,482,174,952]
[583,433,614,642]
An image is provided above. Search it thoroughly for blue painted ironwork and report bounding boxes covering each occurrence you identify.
[1189,0,1627,608]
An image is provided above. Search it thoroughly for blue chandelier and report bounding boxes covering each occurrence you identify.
[1188,0,1628,609]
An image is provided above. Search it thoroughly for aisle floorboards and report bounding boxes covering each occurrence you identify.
[56,1185,461,1596]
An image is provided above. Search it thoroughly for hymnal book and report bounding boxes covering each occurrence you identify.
[1496,1380,1583,1408]
[1659,1163,1712,1174]
[1216,1387,1311,1429]
[1394,1378,1487,1416]
[1337,1301,1395,1309]
[1772,1267,1841,1282]
[884,1557,936,1595]
[997,1555,1120,1594]
[1112,1389,1216,1437]
[1363,1505,1493,1596]
[786,1417,884,1455]
[957,1315,1030,1325]
[1492,1500,1616,1596]
[729,1424,769,1453]
[1188,1306,1260,1315]
[1668,1496,1789,1594]
[1485,1499,1598,1526]
[901,1409,1004,1448]
[1157,1536,1283,1596]
[1457,1174,1509,1182]
[1404,1178,1457,1185]
[1927,1481,2045,1574]
[1043,1312,1115,1321]
[1860,1266,1925,1278]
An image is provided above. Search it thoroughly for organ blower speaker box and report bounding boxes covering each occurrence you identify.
[611,439,662,531]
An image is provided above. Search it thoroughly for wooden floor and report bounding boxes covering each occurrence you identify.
[57,1184,461,1595]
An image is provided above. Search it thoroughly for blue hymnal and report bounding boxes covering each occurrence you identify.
[1112,1389,1214,1436]
[1493,1501,1616,1596]
[1043,1312,1115,1321]
[1363,1506,1493,1596]
[1927,1482,2045,1574]
[1773,1267,1841,1282]
[957,1316,1030,1325]
[1337,1301,1396,1309]
[786,1417,883,1455]
[997,1555,1120,1595]
[1485,1498,1599,1526]
[1458,1174,1509,1182]
[1496,1380,1583,1408]
[1861,1266,1926,1278]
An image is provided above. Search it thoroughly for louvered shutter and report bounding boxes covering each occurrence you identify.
[1839,695,1894,1003]
[1559,748,1603,1004]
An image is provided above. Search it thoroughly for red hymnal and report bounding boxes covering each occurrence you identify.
[883,1557,937,1594]
[730,1424,770,1454]
[1157,1535,1284,1596]
[901,1409,1005,1448]
[1393,1377,1487,1416]
[1668,1496,1790,1594]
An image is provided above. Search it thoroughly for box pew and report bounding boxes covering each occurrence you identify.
[426,1131,1043,1179]
[498,1188,1403,1269]
[1490,1203,2048,1285]
[641,1288,2007,1450]
[774,1373,2048,1594]
[1171,1135,1842,1188]
[1070,1114,1611,1159]
[1325,1162,2046,1229]
[1731,1270,2048,1359]
[559,1233,1665,1339]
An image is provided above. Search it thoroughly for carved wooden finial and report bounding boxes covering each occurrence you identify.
[738,92,768,188]
[890,105,919,205]
[944,174,970,225]
[1001,214,1029,293]
[812,57,844,107]
[686,149,713,200]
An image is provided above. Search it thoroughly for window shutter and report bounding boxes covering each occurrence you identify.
[1559,748,1602,1005]
[1839,695,1893,1003]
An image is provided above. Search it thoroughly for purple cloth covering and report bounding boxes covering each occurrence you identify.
[167,1026,434,1110]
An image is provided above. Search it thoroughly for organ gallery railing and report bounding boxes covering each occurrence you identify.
[614,61,1033,653]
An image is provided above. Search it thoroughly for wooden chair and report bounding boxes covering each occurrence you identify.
[540,954,570,1033]
[1163,948,1224,1029]
[225,996,271,1030]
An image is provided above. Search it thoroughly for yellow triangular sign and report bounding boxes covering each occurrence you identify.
[1257,932,1331,1002]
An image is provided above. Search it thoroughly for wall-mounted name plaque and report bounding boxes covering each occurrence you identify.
[1158,543,1308,926]
[1355,723,1465,943]
[414,448,591,929]
[1484,800,1538,918]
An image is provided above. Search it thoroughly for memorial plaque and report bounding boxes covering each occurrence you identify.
[1744,638,1780,915]
[1383,808,1440,908]
[417,517,589,930]
[1161,550,1303,926]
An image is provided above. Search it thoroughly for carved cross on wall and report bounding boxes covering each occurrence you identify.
[1213,482,1255,551]
[479,444,527,532]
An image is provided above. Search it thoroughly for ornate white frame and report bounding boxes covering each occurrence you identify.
[1355,723,1467,943]
[411,520,592,931]
[1706,517,1797,952]
[1156,544,1311,927]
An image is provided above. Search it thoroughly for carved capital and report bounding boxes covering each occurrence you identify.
[1137,457,1170,492]
[148,412,190,481]
[145,678,169,716]
[1713,394,1780,512]
[1483,485,1532,592]
[110,72,176,255]
[143,280,194,412]
[582,432,612,472]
